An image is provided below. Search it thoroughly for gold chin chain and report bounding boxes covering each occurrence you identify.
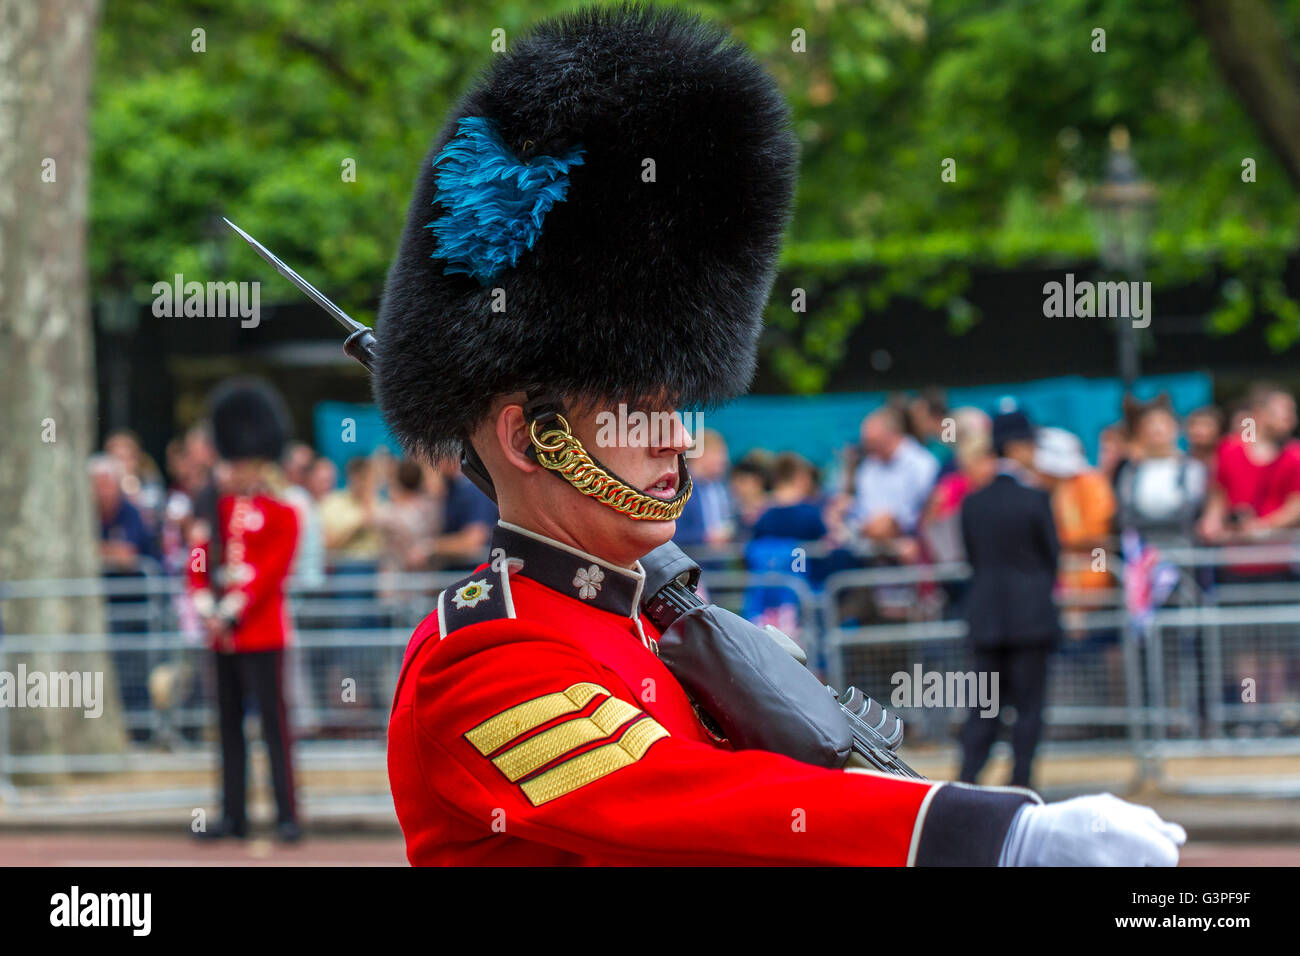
[529,414,692,521]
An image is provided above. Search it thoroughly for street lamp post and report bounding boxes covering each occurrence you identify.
[1087,127,1159,787]
[1088,126,1157,397]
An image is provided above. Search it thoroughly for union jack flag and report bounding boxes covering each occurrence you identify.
[1121,529,1181,636]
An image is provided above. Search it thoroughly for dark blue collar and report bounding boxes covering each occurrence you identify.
[491,521,646,619]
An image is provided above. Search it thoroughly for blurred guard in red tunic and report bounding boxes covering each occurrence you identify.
[375,4,1185,866]
[189,379,301,842]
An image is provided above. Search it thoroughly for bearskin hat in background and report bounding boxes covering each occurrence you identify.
[375,2,799,461]
[208,378,291,462]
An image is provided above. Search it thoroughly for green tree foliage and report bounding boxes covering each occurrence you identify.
[92,0,1300,389]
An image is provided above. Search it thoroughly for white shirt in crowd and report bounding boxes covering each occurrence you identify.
[282,484,326,589]
[1122,456,1206,526]
[852,435,940,533]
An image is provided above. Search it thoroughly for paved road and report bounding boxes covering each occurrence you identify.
[1179,842,1300,866]
[0,832,407,866]
[0,832,1295,866]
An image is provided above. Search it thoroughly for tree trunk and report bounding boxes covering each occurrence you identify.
[1188,0,1300,190]
[0,0,127,774]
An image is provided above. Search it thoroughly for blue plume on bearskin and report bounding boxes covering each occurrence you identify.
[429,117,585,285]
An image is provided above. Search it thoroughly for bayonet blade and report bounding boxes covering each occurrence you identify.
[223,217,377,371]
[223,217,366,336]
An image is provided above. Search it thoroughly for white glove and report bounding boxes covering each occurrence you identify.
[999,793,1186,866]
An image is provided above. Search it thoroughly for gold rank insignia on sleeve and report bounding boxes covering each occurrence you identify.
[465,683,670,806]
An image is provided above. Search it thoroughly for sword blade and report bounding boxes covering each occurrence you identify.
[222,217,367,336]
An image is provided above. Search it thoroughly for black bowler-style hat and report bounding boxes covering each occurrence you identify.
[992,409,1035,456]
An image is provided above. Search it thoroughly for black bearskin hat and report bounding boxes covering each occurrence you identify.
[375,2,798,461]
[208,378,291,462]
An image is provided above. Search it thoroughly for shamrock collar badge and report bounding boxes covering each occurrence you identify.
[573,564,605,601]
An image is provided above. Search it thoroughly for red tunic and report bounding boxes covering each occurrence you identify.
[388,522,1036,865]
[188,492,299,654]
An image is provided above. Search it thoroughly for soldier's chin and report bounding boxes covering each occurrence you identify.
[569,491,676,565]
[623,514,676,558]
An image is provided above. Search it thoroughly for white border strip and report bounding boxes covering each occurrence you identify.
[498,564,517,619]
[907,783,942,867]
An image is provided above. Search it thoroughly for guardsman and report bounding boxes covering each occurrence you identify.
[379,3,1184,866]
[189,378,301,842]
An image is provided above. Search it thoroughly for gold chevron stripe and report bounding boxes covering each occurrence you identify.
[520,715,670,806]
[465,682,607,756]
[492,695,643,782]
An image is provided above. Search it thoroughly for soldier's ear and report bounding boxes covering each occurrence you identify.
[495,402,539,475]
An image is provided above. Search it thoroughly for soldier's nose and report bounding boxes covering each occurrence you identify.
[657,411,692,456]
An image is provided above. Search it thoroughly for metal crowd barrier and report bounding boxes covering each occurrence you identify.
[1,542,1299,801]
[820,542,1300,794]
[0,567,467,796]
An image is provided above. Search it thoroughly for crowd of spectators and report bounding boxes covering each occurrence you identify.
[83,384,1300,745]
[91,428,499,588]
[669,383,1300,633]
[90,381,1300,610]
